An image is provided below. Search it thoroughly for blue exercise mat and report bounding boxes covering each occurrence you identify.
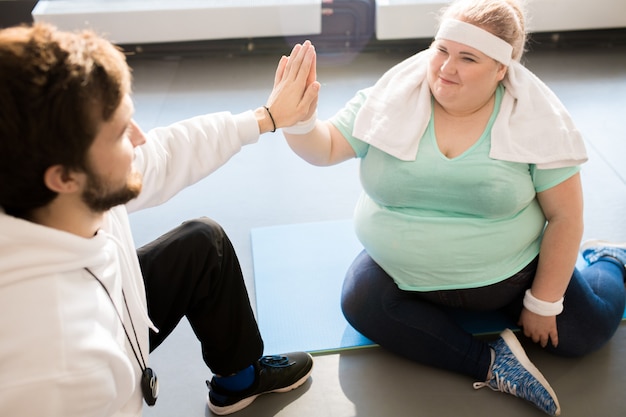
[252,220,371,355]
[251,219,624,355]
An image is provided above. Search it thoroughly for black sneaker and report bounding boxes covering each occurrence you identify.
[207,351,314,415]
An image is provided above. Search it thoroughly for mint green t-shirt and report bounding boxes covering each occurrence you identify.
[331,84,580,291]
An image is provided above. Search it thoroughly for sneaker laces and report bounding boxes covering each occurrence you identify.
[474,371,559,416]
[260,355,295,368]
[473,373,516,395]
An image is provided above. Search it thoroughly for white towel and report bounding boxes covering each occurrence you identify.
[352,49,587,169]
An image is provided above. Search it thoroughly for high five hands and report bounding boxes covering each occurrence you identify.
[265,40,320,130]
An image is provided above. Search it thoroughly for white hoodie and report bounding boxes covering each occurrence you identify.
[0,111,260,417]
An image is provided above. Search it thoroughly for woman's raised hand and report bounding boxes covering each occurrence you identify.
[266,40,320,129]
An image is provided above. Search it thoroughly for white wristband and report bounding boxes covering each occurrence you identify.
[282,111,317,135]
[523,289,564,316]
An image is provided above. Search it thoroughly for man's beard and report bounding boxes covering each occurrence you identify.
[81,168,143,213]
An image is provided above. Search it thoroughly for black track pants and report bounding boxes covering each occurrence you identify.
[137,217,263,376]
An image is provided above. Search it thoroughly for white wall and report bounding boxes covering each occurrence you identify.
[32,0,322,44]
[376,0,626,40]
[32,0,626,44]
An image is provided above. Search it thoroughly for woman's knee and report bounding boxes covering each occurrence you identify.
[341,252,374,312]
[341,252,393,326]
[340,269,362,323]
[553,268,626,357]
[551,317,623,357]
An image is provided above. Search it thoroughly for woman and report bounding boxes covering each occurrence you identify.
[269,0,626,415]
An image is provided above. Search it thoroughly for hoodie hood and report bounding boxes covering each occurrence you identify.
[0,208,110,287]
[0,206,156,332]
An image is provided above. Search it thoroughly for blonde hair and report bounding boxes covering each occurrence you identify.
[439,0,527,61]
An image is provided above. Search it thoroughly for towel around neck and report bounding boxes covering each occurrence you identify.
[352,49,587,169]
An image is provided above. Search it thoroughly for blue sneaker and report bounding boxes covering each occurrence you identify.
[473,329,560,416]
[581,239,626,266]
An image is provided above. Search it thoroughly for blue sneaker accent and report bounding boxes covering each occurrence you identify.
[474,329,560,416]
[212,365,255,392]
[581,239,626,266]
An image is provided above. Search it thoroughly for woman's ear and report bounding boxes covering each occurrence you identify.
[43,165,81,193]
[496,63,508,81]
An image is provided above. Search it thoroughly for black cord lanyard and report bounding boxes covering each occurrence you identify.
[84,268,158,406]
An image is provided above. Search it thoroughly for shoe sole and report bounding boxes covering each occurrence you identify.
[501,329,561,416]
[207,354,314,415]
[581,239,626,252]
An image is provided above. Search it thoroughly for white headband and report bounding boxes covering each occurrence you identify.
[435,19,513,65]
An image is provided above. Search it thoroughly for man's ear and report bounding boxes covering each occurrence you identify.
[43,165,82,193]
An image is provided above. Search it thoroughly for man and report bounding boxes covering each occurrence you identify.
[0,23,318,416]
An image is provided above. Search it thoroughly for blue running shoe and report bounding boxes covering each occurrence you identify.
[581,239,626,266]
[474,329,561,416]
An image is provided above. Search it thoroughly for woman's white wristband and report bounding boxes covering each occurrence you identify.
[523,289,564,316]
[282,111,317,135]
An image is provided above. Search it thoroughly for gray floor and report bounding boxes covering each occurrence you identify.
[125,39,626,417]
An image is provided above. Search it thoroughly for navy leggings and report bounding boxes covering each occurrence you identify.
[341,250,626,381]
[137,217,263,376]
